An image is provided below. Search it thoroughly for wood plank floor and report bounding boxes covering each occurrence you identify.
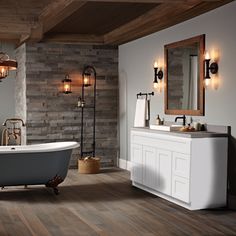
[0,169,236,236]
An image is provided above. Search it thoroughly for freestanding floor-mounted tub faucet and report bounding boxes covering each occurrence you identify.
[3,118,25,127]
[2,118,26,146]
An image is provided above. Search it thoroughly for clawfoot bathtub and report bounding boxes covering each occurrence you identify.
[0,141,79,194]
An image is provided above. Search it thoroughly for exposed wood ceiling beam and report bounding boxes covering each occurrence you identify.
[0,0,49,44]
[74,0,223,2]
[26,0,87,43]
[104,0,233,45]
[104,1,198,44]
[43,33,104,44]
[76,0,183,2]
[5,0,231,47]
[0,23,30,35]
[0,22,31,45]
[39,0,87,33]
[0,33,19,44]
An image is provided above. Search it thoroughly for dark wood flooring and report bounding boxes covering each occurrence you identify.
[0,169,236,236]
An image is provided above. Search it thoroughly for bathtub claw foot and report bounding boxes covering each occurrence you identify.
[46,175,63,195]
[53,188,59,195]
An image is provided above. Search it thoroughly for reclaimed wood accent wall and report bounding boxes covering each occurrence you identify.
[15,43,118,167]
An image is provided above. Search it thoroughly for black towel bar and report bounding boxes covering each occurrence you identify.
[136,92,154,99]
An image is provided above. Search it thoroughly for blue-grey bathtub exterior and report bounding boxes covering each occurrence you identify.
[0,142,79,193]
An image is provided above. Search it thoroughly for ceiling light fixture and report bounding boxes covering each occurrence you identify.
[0,52,17,81]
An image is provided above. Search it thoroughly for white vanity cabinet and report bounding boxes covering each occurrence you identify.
[171,152,190,203]
[130,143,143,184]
[143,145,157,189]
[130,129,228,210]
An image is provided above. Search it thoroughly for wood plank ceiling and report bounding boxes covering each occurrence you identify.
[0,0,233,46]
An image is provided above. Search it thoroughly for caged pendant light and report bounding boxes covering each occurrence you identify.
[0,52,17,81]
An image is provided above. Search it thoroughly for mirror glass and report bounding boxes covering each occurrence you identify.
[164,35,205,116]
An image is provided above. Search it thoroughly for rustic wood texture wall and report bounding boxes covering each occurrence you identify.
[15,43,118,168]
[15,44,27,145]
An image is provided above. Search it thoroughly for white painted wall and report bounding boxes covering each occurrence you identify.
[119,1,236,161]
[0,43,16,140]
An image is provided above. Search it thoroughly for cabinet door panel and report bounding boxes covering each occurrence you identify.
[172,176,190,203]
[157,149,172,195]
[131,144,143,184]
[172,152,190,179]
[143,146,156,189]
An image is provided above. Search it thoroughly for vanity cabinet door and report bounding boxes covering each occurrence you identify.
[171,152,190,203]
[156,149,172,195]
[143,146,157,189]
[172,176,190,203]
[131,144,143,184]
[172,152,190,179]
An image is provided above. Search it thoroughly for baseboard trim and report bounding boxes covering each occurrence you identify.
[119,159,131,171]
[127,161,132,171]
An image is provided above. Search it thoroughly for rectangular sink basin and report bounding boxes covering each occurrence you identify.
[150,124,183,132]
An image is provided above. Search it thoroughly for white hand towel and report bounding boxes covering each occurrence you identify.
[134,99,146,127]
[146,99,150,121]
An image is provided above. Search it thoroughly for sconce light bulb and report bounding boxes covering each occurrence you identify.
[83,75,91,86]
[205,51,210,60]
[153,82,158,89]
[84,78,88,83]
[62,75,72,94]
[154,61,158,68]
[204,78,210,88]
[64,84,70,91]
[211,48,219,62]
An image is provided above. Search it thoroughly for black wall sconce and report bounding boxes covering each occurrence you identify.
[153,61,163,89]
[204,51,218,87]
[62,74,72,94]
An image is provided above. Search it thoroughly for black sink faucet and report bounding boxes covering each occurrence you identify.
[175,115,186,126]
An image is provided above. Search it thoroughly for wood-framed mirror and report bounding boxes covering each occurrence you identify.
[164,34,205,116]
